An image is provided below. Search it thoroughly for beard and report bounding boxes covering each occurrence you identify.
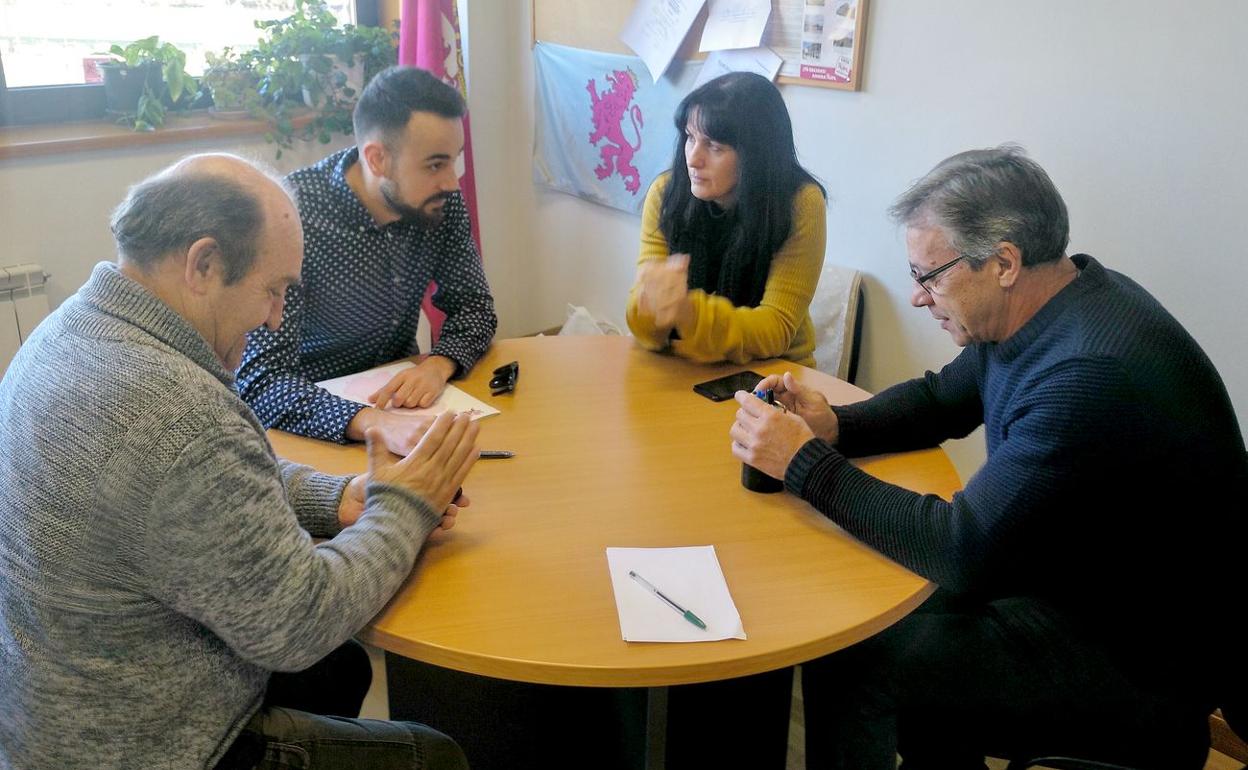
[380,178,451,229]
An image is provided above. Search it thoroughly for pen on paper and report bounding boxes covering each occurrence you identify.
[628,570,707,630]
[479,450,514,459]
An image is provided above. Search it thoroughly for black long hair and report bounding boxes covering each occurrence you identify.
[657,72,825,308]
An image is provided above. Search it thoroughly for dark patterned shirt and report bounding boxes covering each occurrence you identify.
[237,147,497,442]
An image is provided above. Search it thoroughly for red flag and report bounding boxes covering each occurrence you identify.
[399,0,481,344]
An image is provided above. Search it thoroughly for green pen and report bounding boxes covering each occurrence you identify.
[628,570,708,631]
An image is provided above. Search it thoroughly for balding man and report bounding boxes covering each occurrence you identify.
[731,146,1246,769]
[0,155,477,769]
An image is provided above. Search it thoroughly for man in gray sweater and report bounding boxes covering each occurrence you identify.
[0,154,478,769]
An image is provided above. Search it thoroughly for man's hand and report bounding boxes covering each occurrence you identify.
[340,475,468,538]
[636,254,692,329]
[347,408,437,456]
[364,411,479,515]
[370,355,457,410]
[428,491,468,544]
[337,473,368,527]
[753,372,839,443]
[730,389,817,481]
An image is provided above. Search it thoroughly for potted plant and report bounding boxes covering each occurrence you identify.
[247,0,397,156]
[201,49,262,119]
[99,36,193,131]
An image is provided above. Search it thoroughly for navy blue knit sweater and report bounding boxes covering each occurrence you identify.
[787,255,1246,704]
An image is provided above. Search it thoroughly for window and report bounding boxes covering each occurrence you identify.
[0,0,377,126]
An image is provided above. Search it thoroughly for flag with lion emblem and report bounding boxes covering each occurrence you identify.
[533,42,703,214]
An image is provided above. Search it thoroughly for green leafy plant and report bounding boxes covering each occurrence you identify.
[101,36,193,131]
[201,49,262,115]
[247,0,397,156]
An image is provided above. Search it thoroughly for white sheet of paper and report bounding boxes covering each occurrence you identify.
[606,546,745,642]
[316,361,499,421]
[693,46,783,88]
[620,0,707,82]
[698,0,771,52]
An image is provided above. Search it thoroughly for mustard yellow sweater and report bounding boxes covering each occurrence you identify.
[626,174,827,367]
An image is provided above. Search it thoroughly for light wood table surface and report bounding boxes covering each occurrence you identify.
[268,335,961,688]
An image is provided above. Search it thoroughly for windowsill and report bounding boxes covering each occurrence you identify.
[0,110,314,162]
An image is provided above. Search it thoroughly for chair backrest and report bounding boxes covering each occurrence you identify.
[1213,703,1248,764]
[810,264,864,384]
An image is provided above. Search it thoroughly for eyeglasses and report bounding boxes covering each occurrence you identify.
[490,361,519,395]
[910,254,968,296]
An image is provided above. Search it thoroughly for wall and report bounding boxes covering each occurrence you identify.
[2,2,1245,484]
[0,138,348,309]
[462,0,1248,481]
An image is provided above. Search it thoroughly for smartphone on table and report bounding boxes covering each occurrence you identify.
[692,370,765,402]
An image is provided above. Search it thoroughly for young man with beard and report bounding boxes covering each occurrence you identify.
[239,66,498,456]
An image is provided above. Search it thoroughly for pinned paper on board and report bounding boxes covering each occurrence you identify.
[699,0,771,53]
[693,45,783,88]
[620,0,706,82]
[317,360,499,421]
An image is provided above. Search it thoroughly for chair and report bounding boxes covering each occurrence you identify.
[1004,703,1248,770]
[810,263,864,384]
[1211,705,1248,767]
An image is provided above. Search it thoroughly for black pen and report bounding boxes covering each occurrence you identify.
[479,450,515,459]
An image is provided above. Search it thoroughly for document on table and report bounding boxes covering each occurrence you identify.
[606,546,746,642]
[699,0,771,52]
[316,360,499,420]
[620,0,706,82]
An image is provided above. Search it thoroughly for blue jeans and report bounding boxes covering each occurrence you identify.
[216,641,467,770]
[223,708,468,770]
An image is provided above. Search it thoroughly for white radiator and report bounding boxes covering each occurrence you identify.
[0,264,51,377]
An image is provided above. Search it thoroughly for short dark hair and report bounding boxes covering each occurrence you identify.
[659,72,825,308]
[889,144,1069,268]
[353,66,465,148]
[110,172,265,285]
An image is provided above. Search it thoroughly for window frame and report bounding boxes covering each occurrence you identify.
[0,1,379,128]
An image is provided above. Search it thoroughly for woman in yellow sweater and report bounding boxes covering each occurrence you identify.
[627,71,827,367]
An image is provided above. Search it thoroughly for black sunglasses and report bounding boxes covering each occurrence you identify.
[490,361,519,395]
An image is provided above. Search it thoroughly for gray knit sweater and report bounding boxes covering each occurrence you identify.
[0,263,440,769]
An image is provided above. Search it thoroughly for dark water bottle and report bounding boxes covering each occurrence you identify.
[742,389,784,493]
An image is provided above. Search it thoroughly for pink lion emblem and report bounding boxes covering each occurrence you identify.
[587,68,644,195]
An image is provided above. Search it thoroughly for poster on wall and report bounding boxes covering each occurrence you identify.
[765,0,868,90]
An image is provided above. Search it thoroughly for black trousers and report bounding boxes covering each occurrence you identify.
[801,590,1211,770]
[386,653,794,770]
[263,637,374,716]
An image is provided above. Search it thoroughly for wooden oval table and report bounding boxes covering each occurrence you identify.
[268,335,961,690]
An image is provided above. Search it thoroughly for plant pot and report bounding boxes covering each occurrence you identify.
[205,71,260,112]
[101,62,162,115]
[300,54,365,108]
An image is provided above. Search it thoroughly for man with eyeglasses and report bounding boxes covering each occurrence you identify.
[730,145,1246,769]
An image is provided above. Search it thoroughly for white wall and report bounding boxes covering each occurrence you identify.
[0,138,348,309]
[461,0,1248,482]
[3,1,1245,484]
